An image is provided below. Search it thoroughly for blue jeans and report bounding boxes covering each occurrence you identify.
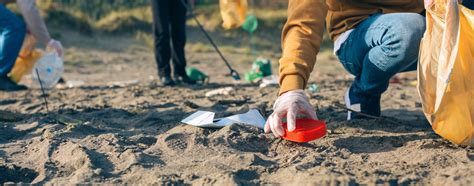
[463,0,474,10]
[0,4,26,77]
[336,13,425,99]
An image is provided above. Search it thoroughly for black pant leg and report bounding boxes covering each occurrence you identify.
[170,0,188,76]
[151,0,171,78]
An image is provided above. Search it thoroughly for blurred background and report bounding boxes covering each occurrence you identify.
[7,0,340,86]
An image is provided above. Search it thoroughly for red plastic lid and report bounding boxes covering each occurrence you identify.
[282,118,327,143]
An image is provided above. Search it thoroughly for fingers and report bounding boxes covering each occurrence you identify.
[48,40,64,58]
[266,89,318,138]
[286,103,297,132]
[301,102,318,120]
[58,48,64,58]
[54,42,64,58]
[264,117,271,133]
[269,114,285,137]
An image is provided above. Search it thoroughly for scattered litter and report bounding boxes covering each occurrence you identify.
[282,118,327,143]
[308,83,319,93]
[245,58,272,83]
[181,109,265,129]
[205,87,234,97]
[55,114,84,129]
[56,80,85,89]
[108,79,140,88]
[186,67,209,84]
[66,80,85,88]
[409,80,417,87]
[183,100,201,109]
[259,75,278,88]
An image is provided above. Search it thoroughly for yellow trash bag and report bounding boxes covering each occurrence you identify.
[8,35,41,83]
[219,0,247,29]
[418,0,474,146]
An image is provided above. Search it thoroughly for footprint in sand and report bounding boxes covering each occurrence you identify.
[164,134,188,151]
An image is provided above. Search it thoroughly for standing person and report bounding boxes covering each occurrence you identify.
[265,0,428,137]
[151,0,195,86]
[0,0,63,91]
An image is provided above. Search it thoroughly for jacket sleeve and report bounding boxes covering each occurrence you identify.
[17,0,51,45]
[278,0,327,95]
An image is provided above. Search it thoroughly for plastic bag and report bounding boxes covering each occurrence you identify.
[31,51,64,89]
[8,34,41,83]
[219,0,247,29]
[418,0,474,146]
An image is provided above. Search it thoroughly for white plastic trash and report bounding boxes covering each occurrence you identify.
[31,51,64,89]
[181,109,266,129]
[205,87,234,97]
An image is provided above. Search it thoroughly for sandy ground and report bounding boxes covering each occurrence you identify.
[0,30,473,185]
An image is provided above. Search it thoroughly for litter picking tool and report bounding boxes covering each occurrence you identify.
[180,0,241,80]
[35,69,50,113]
[282,118,327,143]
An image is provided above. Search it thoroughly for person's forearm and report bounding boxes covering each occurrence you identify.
[17,0,51,45]
[278,0,327,95]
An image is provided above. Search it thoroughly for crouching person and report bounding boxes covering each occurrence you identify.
[0,0,62,91]
[265,0,426,137]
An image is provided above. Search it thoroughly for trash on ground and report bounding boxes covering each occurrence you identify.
[186,67,209,84]
[259,75,278,88]
[181,109,265,129]
[308,83,319,93]
[55,114,84,129]
[282,118,327,143]
[205,87,234,97]
[56,80,85,89]
[107,79,140,88]
[245,57,272,83]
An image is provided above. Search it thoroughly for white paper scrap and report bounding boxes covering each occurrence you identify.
[215,109,265,129]
[181,109,266,129]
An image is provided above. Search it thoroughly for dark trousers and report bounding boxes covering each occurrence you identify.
[151,0,188,78]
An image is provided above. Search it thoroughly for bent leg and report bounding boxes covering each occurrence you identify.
[0,5,26,77]
[337,13,425,117]
[338,13,425,97]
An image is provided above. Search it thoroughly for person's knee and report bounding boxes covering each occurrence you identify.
[379,13,425,68]
[397,14,425,48]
